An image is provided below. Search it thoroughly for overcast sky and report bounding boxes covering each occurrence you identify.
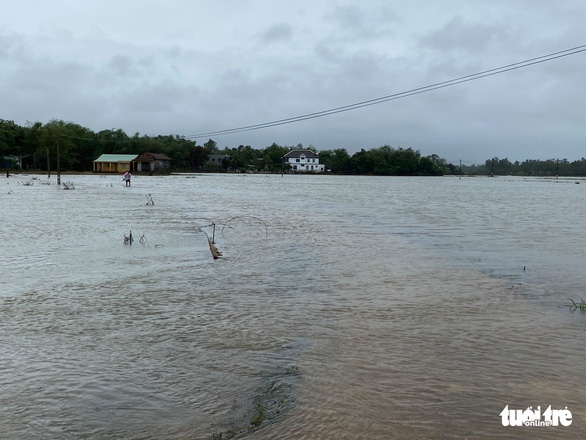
[1,0,586,163]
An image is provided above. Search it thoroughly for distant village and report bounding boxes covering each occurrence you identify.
[0,118,448,175]
[91,150,326,174]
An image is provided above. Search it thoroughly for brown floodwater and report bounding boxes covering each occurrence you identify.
[1,173,585,439]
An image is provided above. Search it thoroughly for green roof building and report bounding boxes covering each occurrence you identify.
[93,154,138,173]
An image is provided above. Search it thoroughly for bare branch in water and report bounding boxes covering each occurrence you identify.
[222,216,268,238]
[124,230,134,245]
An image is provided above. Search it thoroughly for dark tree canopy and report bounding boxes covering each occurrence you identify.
[3,118,579,176]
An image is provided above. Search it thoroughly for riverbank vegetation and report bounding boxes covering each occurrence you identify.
[2,118,586,176]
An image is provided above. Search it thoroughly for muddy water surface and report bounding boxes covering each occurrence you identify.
[1,173,585,439]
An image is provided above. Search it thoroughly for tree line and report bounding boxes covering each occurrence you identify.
[461,157,586,177]
[0,119,448,175]
[2,118,585,176]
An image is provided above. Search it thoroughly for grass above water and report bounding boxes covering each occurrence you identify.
[568,298,586,311]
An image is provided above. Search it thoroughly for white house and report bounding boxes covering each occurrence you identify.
[283,150,325,173]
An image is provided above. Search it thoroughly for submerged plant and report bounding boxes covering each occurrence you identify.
[568,298,586,311]
[249,404,268,428]
[208,366,299,439]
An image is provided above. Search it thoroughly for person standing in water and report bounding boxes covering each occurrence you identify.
[123,171,132,186]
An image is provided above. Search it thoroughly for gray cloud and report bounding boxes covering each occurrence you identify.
[419,16,509,54]
[258,23,294,45]
[326,4,400,40]
[107,55,140,78]
[1,1,586,162]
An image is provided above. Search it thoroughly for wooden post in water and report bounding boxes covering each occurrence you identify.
[208,237,222,259]
[207,223,222,259]
[46,147,51,178]
[56,138,61,185]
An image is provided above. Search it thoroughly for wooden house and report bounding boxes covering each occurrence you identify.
[134,152,172,173]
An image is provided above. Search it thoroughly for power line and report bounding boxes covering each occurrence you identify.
[185,44,586,139]
[59,133,185,143]
[58,44,586,144]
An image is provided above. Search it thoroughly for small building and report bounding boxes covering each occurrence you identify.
[93,154,138,173]
[283,150,324,173]
[135,152,172,173]
[2,155,23,169]
[207,154,230,165]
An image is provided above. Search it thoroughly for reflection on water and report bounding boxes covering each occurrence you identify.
[1,174,585,439]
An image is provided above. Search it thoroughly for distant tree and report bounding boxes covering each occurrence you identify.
[419,156,439,175]
[262,142,290,171]
[229,145,259,172]
[0,119,25,157]
[322,148,350,173]
[37,120,73,172]
[22,121,43,169]
[186,145,209,170]
[204,138,218,153]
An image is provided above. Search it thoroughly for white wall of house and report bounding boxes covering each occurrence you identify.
[285,153,325,172]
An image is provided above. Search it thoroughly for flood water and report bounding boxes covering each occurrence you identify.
[1,173,585,439]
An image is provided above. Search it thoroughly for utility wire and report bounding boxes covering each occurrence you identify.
[59,133,176,143]
[185,44,586,139]
[59,44,586,143]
